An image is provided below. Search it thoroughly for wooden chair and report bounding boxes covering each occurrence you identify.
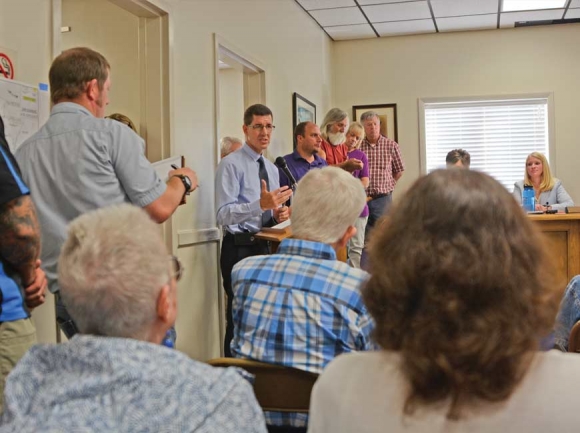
[207,357,318,413]
[568,321,580,352]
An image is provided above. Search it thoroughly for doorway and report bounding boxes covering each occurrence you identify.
[214,36,266,163]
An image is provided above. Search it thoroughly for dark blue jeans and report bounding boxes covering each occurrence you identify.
[365,193,392,241]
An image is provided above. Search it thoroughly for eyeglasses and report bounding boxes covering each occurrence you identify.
[249,124,276,131]
[169,255,183,282]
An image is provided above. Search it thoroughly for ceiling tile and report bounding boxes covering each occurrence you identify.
[296,0,357,10]
[565,8,580,17]
[357,0,417,4]
[310,7,368,26]
[431,0,498,17]
[437,14,497,31]
[500,9,564,27]
[325,24,377,40]
[374,19,436,36]
[570,0,580,7]
[363,1,431,22]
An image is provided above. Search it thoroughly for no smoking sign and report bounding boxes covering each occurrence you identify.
[0,53,14,80]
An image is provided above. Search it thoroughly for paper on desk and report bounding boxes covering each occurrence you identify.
[261,219,291,233]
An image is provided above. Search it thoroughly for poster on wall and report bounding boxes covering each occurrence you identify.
[352,103,398,142]
[0,77,49,151]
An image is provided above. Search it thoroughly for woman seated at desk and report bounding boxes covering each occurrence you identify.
[512,152,574,211]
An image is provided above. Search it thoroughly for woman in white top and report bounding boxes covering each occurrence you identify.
[308,169,580,433]
[512,152,573,211]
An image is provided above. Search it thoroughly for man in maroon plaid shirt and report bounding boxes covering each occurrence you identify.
[359,111,405,240]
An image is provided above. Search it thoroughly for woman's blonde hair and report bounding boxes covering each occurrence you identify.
[524,152,555,192]
[106,113,137,132]
[346,122,365,149]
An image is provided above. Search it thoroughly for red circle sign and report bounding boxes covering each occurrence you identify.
[0,53,14,80]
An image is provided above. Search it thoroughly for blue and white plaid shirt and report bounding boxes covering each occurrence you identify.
[231,238,375,428]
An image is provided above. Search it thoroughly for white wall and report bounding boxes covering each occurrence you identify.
[62,0,141,129]
[333,24,580,202]
[0,0,55,344]
[218,67,245,141]
[166,0,333,360]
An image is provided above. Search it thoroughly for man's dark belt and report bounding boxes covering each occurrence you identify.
[224,231,267,247]
[367,192,392,200]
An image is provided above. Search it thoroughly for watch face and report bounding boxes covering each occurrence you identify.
[183,175,192,191]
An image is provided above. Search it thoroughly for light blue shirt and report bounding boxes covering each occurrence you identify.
[0,335,267,432]
[215,143,280,234]
[15,103,165,293]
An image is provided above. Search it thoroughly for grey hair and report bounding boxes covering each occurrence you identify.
[320,108,348,139]
[220,136,243,157]
[58,204,170,340]
[292,167,366,244]
[360,111,380,123]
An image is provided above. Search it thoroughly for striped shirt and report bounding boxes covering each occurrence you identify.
[360,135,404,197]
[231,238,375,427]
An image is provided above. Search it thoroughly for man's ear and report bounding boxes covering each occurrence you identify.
[336,225,356,249]
[242,124,248,138]
[156,284,173,325]
[86,79,99,101]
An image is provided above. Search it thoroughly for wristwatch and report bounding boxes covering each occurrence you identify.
[172,174,192,195]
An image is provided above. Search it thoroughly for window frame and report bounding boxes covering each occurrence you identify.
[418,93,556,186]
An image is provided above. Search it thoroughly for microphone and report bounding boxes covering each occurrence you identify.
[275,157,297,189]
[275,157,296,207]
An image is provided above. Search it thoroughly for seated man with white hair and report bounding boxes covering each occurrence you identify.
[0,204,267,433]
[231,167,375,431]
[220,136,243,158]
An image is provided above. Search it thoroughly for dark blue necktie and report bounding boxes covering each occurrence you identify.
[258,156,273,227]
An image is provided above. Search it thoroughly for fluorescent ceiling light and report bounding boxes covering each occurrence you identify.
[502,0,566,12]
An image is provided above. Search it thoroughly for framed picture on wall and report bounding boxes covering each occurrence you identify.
[293,92,316,130]
[352,103,398,142]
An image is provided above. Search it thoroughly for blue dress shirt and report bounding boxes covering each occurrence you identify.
[216,144,280,234]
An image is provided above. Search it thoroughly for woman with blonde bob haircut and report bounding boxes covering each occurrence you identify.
[513,152,573,211]
[308,169,580,433]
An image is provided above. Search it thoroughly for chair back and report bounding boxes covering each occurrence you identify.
[569,321,580,352]
[207,358,318,413]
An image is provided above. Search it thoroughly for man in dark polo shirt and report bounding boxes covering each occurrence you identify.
[0,115,46,409]
[279,122,327,188]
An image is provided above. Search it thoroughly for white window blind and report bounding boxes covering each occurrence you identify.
[423,97,549,191]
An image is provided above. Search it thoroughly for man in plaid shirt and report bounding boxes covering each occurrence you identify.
[231,167,375,430]
[359,111,405,240]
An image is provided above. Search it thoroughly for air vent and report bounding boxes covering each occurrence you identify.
[515,18,580,27]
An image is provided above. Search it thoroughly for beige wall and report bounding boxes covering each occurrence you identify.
[333,24,580,202]
[62,0,141,129]
[166,0,332,360]
[0,0,55,345]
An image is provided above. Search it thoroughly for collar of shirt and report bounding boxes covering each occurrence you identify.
[51,102,93,117]
[290,150,326,166]
[362,134,386,148]
[278,238,337,261]
[242,142,263,162]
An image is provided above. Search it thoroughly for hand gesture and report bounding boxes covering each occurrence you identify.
[342,158,364,173]
[274,205,290,223]
[260,180,293,211]
[24,260,47,309]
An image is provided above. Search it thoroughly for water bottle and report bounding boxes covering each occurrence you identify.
[522,185,535,212]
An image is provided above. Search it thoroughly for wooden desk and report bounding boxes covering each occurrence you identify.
[256,227,348,263]
[528,213,580,284]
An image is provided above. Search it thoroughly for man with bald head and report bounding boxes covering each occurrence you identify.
[279,122,327,188]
